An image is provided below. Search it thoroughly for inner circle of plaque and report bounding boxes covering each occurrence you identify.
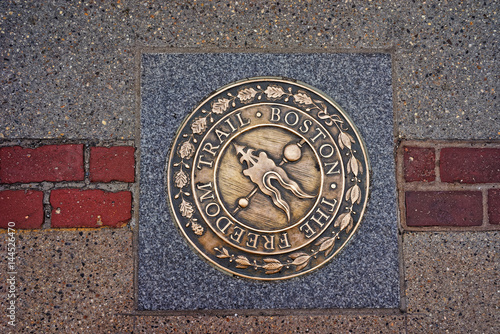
[192,104,345,255]
[167,76,370,280]
[215,125,322,233]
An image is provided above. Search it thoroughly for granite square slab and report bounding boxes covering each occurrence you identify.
[138,53,399,310]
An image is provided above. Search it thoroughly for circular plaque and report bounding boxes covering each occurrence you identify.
[166,77,370,280]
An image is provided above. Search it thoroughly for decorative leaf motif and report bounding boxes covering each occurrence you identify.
[174,169,188,189]
[264,85,286,99]
[292,255,311,271]
[346,221,354,233]
[316,236,336,257]
[235,255,251,268]
[346,184,361,204]
[211,98,231,114]
[357,158,363,175]
[291,255,310,266]
[237,88,257,102]
[335,213,347,228]
[263,258,283,274]
[289,252,308,260]
[191,116,207,135]
[263,258,282,264]
[179,199,194,218]
[315,237,330,246]
[340,212,353,231]
[318,237,335,253]
[351,184,361,204]
[178,140,195,159]
[215,247,230,259]
[293,91,313,105]
[348,156,362,176]
[338,132,354,150]
[191,220,204,235]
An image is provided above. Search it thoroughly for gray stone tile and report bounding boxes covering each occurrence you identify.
[0,229,134,333]
[139,53,399,310]
[134,314,405,334]
[404,232,499,333]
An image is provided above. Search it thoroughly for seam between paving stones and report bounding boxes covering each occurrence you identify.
[393,139,408,316]
[0,138,135,148]
[42,189,51,229]
[400,139,500,148]
[390,27,402,315]
[482,189,490,227]
[132,43,143,313]
[394,139,408,317]
[136,45,397,55]
[435,146,442,183]
[398,140,500,232]
[119,307,404,318]
[0,226,133,234]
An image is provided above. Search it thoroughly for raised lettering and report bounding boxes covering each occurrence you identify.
[236,112,250,127]
[224,118,237,132]
[215,128,230,143]
[320,197,338,212]
[310,127,326,143]
[262,235,275,250]
[202,142,220,156]
[299,221,316,238]
[196,155,213,169]
[284,111,299,126]
[324,161,341,175]
[270,107,281,122]
[246,232,259,249]
[216,216,233,234]
[278,232,292,249]
[205,202,220,217]
[310,208,330,228]
[299,119,312,133]
[319,144,334,158]
[231,226,246,244]
[196,182,214,202]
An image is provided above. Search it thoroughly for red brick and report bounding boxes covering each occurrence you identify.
[50,189,131,228]
[440,147,500,183]
[0,190,44,229]
[488,189,500,225]
[406,191,482,227]
[403,147,436,182]
[90,146,135,183]
[0,144,84,183]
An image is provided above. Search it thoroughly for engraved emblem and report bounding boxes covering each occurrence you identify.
[166,77,370,280]
[233,143,315,222]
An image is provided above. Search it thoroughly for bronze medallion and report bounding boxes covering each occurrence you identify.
[166,77,370,280]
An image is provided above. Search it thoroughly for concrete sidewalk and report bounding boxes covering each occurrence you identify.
[1,1,498,333]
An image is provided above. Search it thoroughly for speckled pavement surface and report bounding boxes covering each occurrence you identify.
[1,1,498,333]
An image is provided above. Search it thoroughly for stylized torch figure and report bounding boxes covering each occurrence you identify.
[233,143,315,222]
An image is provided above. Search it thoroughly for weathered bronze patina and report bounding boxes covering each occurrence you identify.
[166,77,370,280]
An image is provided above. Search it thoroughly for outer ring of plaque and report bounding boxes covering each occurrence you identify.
[166,76,371,281]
